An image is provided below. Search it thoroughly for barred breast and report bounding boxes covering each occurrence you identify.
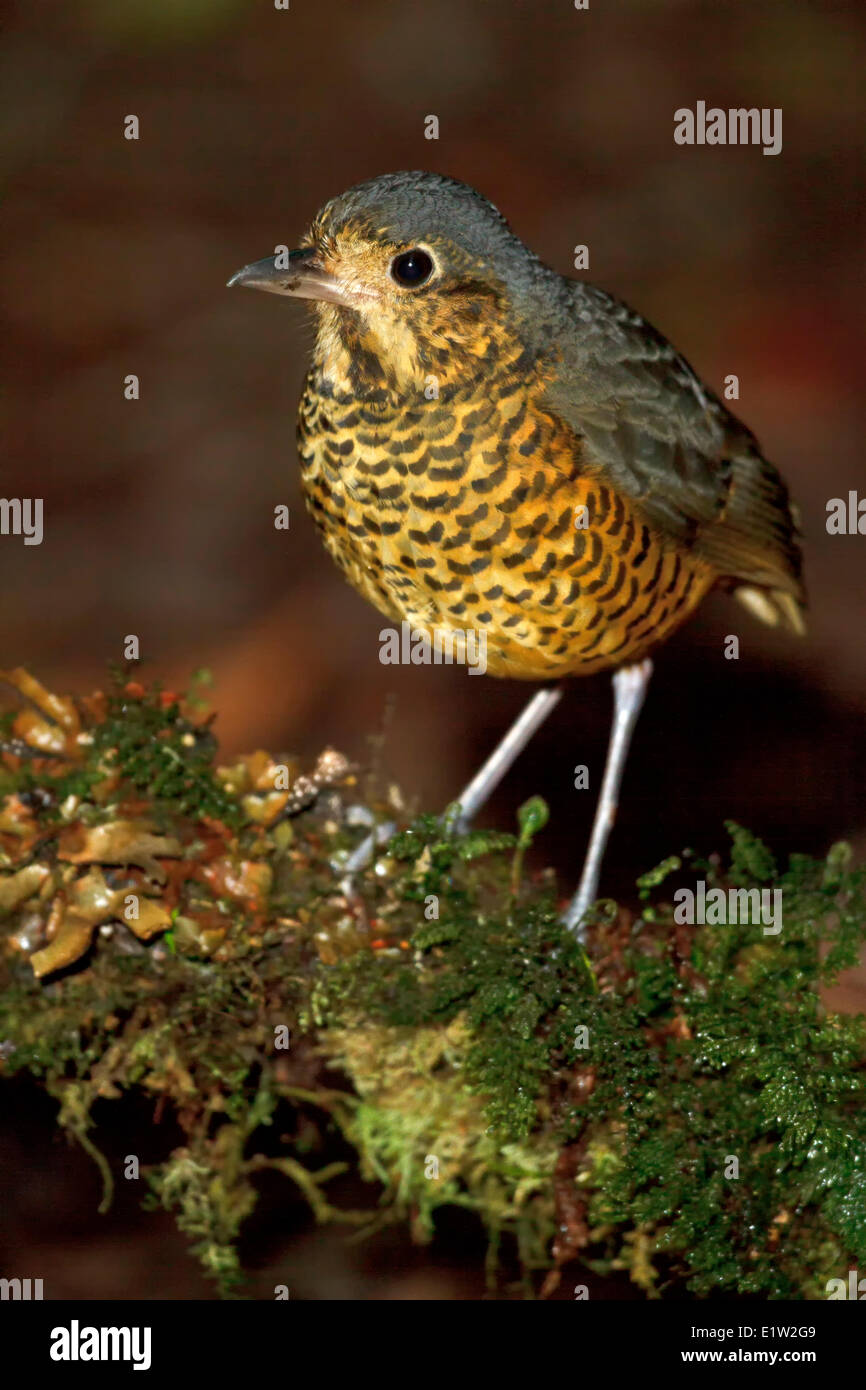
[297,364,715,680]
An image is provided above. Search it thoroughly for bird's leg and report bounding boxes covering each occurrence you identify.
[336,684,563,881]
[562,659,653,939]
[337,817,397,878]
[446,685,564,833]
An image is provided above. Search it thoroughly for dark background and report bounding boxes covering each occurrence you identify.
[1,0,864,1298]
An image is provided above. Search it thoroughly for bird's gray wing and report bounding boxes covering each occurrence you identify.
[540,282,804,600]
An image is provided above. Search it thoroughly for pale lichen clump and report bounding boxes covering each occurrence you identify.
[323,1013,558,1266]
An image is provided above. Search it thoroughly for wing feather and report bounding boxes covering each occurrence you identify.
[541,282,805,620]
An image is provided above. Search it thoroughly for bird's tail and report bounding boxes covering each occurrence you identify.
[733,583,807,635]
[702,436,807,635]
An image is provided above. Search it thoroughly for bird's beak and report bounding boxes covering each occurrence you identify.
[227,247,347,305]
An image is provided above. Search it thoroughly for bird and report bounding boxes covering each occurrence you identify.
[228,170,805,933]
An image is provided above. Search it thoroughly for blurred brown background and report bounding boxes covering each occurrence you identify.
[1,0,865,1298]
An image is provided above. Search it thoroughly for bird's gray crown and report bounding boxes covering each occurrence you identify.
[317,171,536,276]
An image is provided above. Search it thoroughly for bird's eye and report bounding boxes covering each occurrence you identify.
[390,248,434,288]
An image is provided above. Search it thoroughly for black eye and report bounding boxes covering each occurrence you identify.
[391,248,434,288]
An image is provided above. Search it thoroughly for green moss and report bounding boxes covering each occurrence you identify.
[92,672,243,829]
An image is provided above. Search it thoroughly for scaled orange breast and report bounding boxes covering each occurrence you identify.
[298,368,715,679]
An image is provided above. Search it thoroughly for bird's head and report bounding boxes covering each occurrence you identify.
[228,172,544,394]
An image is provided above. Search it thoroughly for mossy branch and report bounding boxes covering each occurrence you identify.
[1,669,865,1298]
